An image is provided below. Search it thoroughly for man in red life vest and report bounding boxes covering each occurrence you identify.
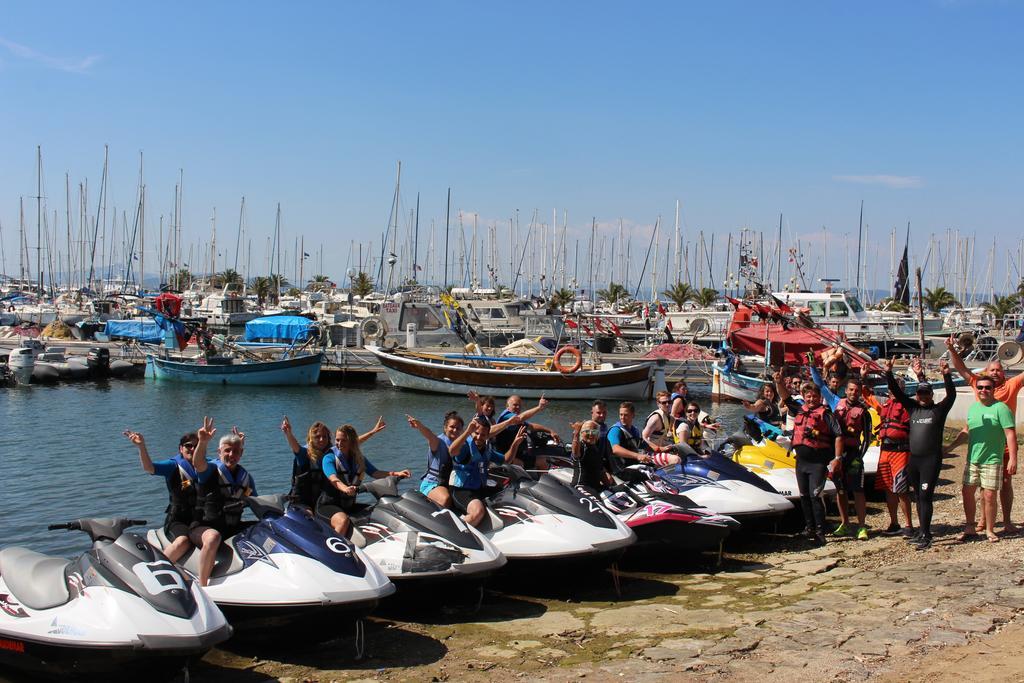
[832,378,873,540]
[861,365,915,536]
[777,377,843,545]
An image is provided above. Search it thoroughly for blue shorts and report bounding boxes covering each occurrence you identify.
[420,479,442,496]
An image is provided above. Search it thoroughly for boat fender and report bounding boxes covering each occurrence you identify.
[361,316,386,340]
[553,346,583,373]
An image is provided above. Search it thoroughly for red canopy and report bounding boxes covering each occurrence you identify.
[726,302,845,364]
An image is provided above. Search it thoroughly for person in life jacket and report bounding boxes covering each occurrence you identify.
[642,391,678,449]
[125,416,222,586]
[674,401,711,455]
[281,415,387,509]
[859,365,915,536]
[318,424,410,537]
[777,376,843,546]
[831,378,873,540]
[200,427,258,536]
[607,402,682,473]
[407,411,465,509]
[492,394,558,469]
[447,417,524,527]
[742,383,783,428]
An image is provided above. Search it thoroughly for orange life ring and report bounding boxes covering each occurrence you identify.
[553,346,583,374]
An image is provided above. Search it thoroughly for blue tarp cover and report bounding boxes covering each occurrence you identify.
[104,318,163,343]
[244,315,314,342]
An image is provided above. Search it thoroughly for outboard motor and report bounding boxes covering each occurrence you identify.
[86,346,111,377]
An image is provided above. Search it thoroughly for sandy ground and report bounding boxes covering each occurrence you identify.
[187,437,1024,682]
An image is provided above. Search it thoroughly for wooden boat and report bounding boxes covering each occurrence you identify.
[146,352,323,386]
[711,361,766,402]
[366,345,656,399]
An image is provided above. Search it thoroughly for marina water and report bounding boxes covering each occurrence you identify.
[1,381,745,556]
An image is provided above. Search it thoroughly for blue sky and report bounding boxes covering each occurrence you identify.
[0,1,1021,299]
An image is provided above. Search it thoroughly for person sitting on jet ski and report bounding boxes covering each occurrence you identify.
[448,417,527,527]
[675,401,713,455]
[742,383,783,428]
[571,419,615,491]
[607,401,681,471]
[642,391,678,449]
[124,416,222,586]
[318,424,411,537]
[494,394,558,469]
[200,425,258,539]
[281,415,386,510]
[466,390,529,440]
[407,410,465,509]
[591,399,610,438]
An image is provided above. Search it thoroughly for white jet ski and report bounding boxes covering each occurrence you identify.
[351,477,506,586]
[464,465,636,567]
[147,495,394,637]
[0,517,230,681]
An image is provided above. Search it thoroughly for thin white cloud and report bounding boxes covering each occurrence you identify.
[0,37,99,74]
[833,174,924,189]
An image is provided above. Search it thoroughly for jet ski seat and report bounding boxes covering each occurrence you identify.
[148,528,243,579]
[0,547,71,610]
[246,494,287,519]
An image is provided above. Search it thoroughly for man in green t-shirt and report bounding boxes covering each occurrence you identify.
[951,376,1018,542]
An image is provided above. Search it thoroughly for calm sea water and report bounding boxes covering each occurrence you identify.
[0,379,744,556]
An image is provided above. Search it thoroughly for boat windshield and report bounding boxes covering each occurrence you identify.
[846,296,865,313]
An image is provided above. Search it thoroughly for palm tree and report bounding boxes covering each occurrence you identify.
[548,288,575,311]
[693,287,719,308]
[249,276,273,306]
[922,287,958,315]
[981,294,1021,327]
[662,282,694,311]
[172,268,193,290]
[596,282,629,309]
[350,271,375,298]
[307,274,333,292]
[874,297,910,313]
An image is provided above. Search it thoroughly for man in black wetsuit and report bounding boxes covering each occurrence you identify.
[884,358,957,550]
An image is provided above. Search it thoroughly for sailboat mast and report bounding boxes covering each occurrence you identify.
[36,146,43,296]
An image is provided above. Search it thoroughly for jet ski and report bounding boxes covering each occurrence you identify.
[147,495,394,636]
[725,417,838,501]
[654,442,795,520]
[350,477,506,586]
[470,465,636,567]
[544,455,738,551]
[0,517,231,681]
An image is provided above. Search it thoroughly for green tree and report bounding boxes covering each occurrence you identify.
[662,282,695,311]
[922,287,959,315]
[548,288,575,311]
[350,271,375,298]
[874,297,910,313]
[981,294,1021,326]
[307,274,333,291]
[286,287,302,297]
[596,282,629,308]
[249,276,273,306]
[220,269,243,286]
[693,287,719,308]
[172,268,193,289]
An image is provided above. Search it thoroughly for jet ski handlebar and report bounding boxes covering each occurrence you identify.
[47,518,148,540]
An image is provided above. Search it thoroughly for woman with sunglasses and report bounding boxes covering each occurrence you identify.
[885,358,957,549]
[642,391,677,448]
[674,401,710,454]
[124,417,222,585]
